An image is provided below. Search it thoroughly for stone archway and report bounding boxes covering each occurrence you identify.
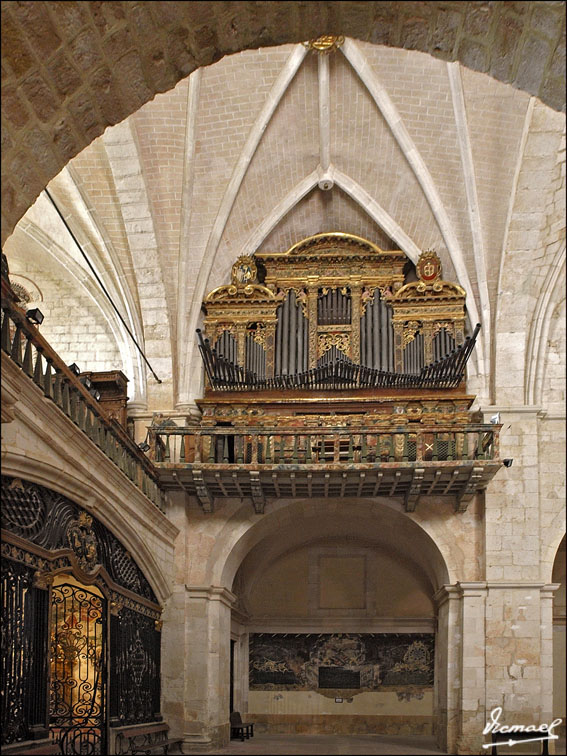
[2,1,565,244]
[168,496,475,750]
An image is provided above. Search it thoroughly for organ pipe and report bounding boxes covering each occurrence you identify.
[360,290,395,371]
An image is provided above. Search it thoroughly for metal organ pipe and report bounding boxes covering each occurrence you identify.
[281,293,289,374]
[289,290,297,375]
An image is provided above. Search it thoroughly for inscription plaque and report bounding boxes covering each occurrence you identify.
[318,667,360,689]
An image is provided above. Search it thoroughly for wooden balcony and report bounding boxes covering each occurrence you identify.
[151,423,501,514]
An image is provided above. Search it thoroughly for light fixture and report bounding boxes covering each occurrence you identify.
[68,363,81,376]
[138,429,151,452]
[503,459,514,468]
[26,308,44,325]
[89,388,101,402]
[80,376,93,390]
[490,413,501,425]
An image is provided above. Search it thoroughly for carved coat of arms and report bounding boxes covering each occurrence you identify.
[66,511,98,572]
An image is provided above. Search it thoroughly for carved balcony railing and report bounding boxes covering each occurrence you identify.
[150,423,500,514]
[1,287,163,511]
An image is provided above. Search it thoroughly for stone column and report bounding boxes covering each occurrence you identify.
[434,585,461,753]
[457,582,488,754]
[182,585,237,749]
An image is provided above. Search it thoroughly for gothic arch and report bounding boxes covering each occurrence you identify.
[2,1,565,244]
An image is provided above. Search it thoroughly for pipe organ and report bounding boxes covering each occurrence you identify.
[199,234,471,392]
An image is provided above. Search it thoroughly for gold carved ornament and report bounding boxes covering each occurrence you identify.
[318,333,351,357]
[251,324,267,347]
[232,255,258,285]
[303,35,345,54]
[402,321,422,347]
[66,511,98,573]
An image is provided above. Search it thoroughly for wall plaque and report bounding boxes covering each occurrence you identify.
[318,667,360,689]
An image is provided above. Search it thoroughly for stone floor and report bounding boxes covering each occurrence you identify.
[205,733,567,755]
[206,734,446,754]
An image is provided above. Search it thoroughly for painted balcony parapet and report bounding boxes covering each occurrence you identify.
[150,423,501,514]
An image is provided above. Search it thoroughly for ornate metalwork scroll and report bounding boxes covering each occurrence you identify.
[1,477,158,603]
[1,477,164,749]
[1,559,49,745]
[50,583,106,755]
[109,607,161,727]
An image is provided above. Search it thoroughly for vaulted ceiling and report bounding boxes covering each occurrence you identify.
[4,39,565,413]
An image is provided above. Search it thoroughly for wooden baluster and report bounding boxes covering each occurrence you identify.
[43,358,53,398]
[462,432,469,460]
[78,396,87,432]
[305,435,312,463]
[348,436,354,462]
[292,436,298,463]
[52,370,62,406]
[61,380,71,415]
[279,436,286,463]
[223,436,229,463]
[22,337,34,376]
[33,349,43,387]
[1,310,11,353]
[236,435,244,464]
[432,435,439,461]
[164,435,171,462]
[447,434,454,461]
[402,434,409,462]
[477,431,484,459]
[69,387,78,424]
[10,324,23,365]
[361,433,368,462]
[265,436,272,464]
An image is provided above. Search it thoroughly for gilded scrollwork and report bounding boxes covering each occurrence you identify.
[402,321,422,347]
[318,333,351,357]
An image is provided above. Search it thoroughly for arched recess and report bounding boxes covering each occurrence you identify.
[2,2,564,245]
[200,498,458,740]
[542,508,567,586]
[200,498,454,592]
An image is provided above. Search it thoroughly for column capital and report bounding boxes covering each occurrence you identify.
[433,583,462,607]
[185,585,237,608]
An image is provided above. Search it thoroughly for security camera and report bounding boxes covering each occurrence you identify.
[503,459,513,468]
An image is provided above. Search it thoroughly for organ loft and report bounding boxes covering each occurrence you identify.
[151,233,501,512]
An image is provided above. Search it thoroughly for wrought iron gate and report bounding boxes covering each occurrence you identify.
[49,583,107,755]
